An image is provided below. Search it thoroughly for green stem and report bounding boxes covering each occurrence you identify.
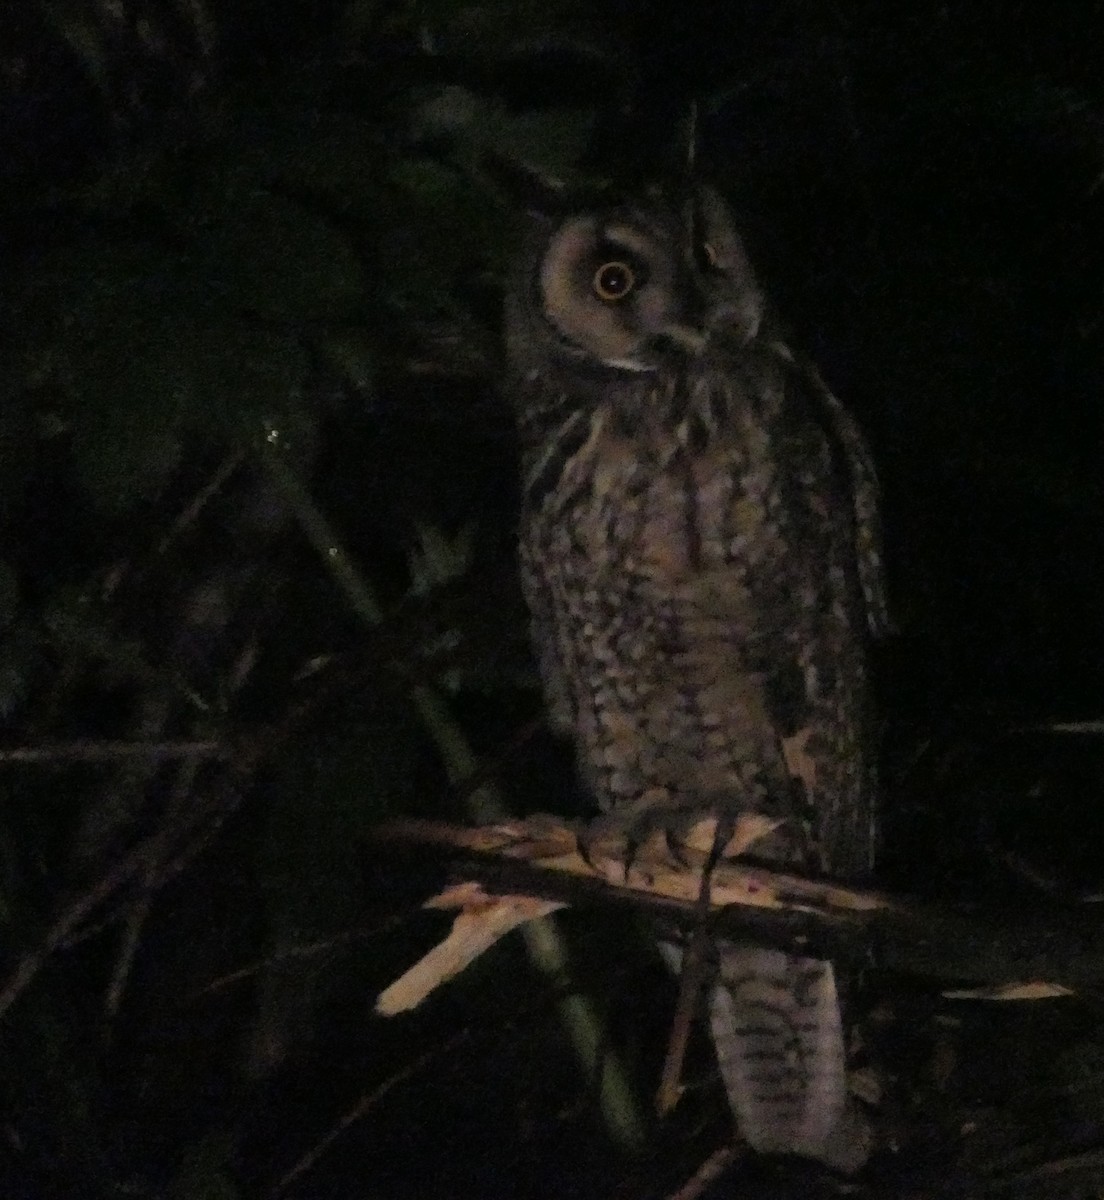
[260,435,646,1150]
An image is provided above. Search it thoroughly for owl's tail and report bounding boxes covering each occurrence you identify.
[709,944,871,1173]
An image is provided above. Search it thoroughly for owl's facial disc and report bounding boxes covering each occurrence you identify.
[539,200,760,371]
[539,213,686,370]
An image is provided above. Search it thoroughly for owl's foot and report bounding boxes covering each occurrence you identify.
[580,789,687,870]
[579,787,794,882]
[581,788,778,874]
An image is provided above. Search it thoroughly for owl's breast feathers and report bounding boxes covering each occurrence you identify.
[517,341,878,878]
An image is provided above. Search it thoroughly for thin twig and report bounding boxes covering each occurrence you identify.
[154,784,241,880]
[156,449,246,556]
[986,1146,1104,1193]
[98,450,246,605]
[186,916,411,1000]
[58,782,242,950]
[657,927,709,1118]
[665,1144,742,1200]
[266,1030,471,1199]
[56,648,361,953]
[0,830,162,1021]
[657,823,728,1117]
[0,740,228,765]
[104,891,154,1027]
[103,756,202,1025]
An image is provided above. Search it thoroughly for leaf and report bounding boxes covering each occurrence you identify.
[204,109,387,215]
[182,321,313,448]
[406,521,475,597]
[69,396,184,513]
[9,238,189,510]
[38,0,113,110]
[198,192,364,319]
[165,1133,241,1200]
[317,327,375,394]
[408,87,596,179]
[487,107,597,176]
[384,156,510,303]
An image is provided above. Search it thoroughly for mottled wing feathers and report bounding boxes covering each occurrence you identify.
[774,345,892,640]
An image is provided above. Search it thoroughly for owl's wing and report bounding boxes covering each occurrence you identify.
[774,344,892,640]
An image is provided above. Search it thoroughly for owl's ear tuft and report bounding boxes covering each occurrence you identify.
[482,152,569,218]
[696,187,753,273]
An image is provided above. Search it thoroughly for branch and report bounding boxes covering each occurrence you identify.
[370,816,1102,993]
[0,740,228,765]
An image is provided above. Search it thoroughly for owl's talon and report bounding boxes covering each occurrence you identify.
[574,816,607,872]
[581,804,730,879]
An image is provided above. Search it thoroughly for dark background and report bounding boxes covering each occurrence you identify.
[1,2,1103,1197]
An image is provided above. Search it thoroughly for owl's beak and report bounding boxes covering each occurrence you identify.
[653,303,759,359]
[655,323,708,355]
[704,301,763,343]
[650,286,764,362]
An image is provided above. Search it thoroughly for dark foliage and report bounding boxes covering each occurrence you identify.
[1,2,1103,1197]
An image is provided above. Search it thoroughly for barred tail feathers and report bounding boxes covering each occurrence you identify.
[709,945,870,1173]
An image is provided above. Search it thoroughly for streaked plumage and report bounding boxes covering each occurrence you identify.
[505,180,887,1172]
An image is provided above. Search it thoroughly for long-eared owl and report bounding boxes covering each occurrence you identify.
[504,177,889,1173]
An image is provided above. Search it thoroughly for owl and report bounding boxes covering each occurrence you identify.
[504,177,889,1173]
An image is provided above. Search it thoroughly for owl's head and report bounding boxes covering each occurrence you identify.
[505,182,765,382]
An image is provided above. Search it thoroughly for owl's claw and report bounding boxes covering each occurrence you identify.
[579,798,738,879]
[575,810,625,874]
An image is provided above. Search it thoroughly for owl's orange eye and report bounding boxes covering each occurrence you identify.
[592,261,636,302]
